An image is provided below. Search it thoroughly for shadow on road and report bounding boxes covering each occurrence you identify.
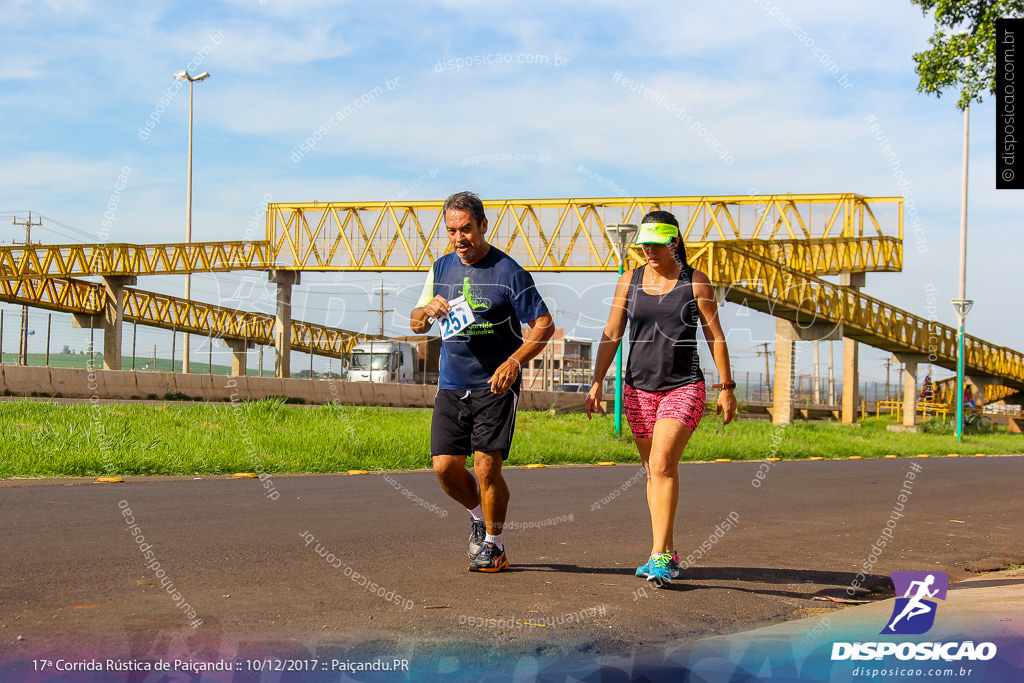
[512,563,894,598]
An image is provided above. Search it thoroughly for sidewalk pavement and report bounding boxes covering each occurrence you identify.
[705,567,1024,645]
[577,568,1024,682]
[669,567,1024,681]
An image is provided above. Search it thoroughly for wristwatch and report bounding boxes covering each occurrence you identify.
[712,381,736,390]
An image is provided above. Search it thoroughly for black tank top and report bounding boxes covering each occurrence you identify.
[624,264,705,392]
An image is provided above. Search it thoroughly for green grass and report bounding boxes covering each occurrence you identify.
[0,400,1019,478]
[0,354,331,377]
[0,353,235,374]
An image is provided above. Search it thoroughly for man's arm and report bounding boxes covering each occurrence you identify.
[411,296,450,334]
[487,312,554,393]
[410,265,443,334]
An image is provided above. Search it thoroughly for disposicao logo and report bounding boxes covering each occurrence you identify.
[882,571,948,635]
[831,571,998,662]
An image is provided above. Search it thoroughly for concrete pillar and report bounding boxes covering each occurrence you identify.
[772,320,844,425]
[966,375,998,408]
[893,354,927,427]
[773,319,797,426]
[225,339,254,377]
[840,272,865,424]
[842,338,859,423]
[99,276,137,371]
[270,270,300,378]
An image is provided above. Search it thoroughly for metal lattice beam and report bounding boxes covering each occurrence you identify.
[267,194,904,271]
[0,241,271,280]
[0,276,376,358]
[690,242,1024,388]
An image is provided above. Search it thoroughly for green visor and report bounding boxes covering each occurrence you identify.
[634,222,679,245]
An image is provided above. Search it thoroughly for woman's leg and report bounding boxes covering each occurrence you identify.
[635,436,654,543]
[645,418,693,556]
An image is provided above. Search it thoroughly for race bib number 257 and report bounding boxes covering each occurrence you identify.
[437,296,475,340]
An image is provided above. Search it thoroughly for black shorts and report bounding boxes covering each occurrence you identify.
[431,388,520,460]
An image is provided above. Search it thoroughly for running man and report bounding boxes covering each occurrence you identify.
[888,574,939,631]
[411,191,553,573]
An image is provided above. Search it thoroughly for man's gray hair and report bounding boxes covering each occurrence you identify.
[442,191,486,226]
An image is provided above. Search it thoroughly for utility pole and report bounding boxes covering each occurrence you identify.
[828,341,836,406]
[884,357,892,401]
[368,281,394,336]
[12,213,41,366]
[756,342,772,401]
[813,340,821,405]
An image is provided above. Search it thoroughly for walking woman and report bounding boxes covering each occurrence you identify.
[586,210,736,585]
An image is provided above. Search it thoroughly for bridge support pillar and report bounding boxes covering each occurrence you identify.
[270,270,300,378]
[72,276,137,371]
[773,320,797,425]
[893,354,928,427]
[841,273,865,424]
[225,339,255,377]
[773,320,842,425]
[966,374,999,408]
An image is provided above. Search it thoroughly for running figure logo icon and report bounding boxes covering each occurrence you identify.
[881,571,949,635]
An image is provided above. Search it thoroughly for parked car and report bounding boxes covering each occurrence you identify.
[555,383,588,392]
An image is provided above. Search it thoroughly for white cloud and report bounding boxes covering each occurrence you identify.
[0,0,1018,360]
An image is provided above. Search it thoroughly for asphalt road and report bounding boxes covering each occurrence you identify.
[2,456,1022,672]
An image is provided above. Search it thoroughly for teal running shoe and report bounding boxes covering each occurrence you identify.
[646,552,673,585]
[635,556,654,578]
[637,553,680,579]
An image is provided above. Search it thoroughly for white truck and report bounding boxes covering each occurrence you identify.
[347,338,440,384]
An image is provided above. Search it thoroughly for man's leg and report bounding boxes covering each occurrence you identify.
[432,454,478,509]
[431,390,487,560]
[473,450,508,537]
[468,449,510,572]
[465,388,516,573]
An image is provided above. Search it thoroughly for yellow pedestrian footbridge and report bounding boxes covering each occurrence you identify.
[1,193,1019,403]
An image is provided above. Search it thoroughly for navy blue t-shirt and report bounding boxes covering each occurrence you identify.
[416,247,548,390]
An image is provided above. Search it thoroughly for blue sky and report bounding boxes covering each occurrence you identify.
[1,0,1019,384]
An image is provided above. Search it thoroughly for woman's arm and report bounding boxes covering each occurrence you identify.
[586,270,633,419]
[692,270,736,425]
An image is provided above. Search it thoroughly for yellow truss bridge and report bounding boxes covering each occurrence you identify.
[0,276,379,360]
[2,193,1017,427]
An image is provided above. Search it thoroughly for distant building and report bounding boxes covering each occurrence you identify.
[520,328,592,391]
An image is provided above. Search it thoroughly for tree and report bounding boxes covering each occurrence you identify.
[911,0,1024,109]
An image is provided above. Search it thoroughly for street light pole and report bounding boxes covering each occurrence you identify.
[605,223,637,437]
[173,70,210,375]
[953,54,972,442]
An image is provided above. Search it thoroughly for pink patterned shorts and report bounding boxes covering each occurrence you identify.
[623,382,707,439]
